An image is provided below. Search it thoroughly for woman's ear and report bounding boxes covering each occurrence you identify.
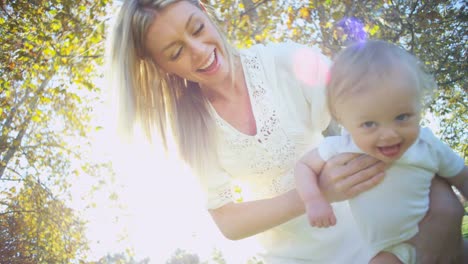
[199,1,207,12]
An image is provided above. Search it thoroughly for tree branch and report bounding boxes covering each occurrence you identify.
[239,0,269,17]
[437,76,465,87]
[0,74,53,179]
[0,210,38,216]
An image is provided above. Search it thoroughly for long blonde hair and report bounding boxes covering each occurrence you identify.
[109,0,238,174]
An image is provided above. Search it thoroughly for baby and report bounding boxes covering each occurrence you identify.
[295,40,467,264]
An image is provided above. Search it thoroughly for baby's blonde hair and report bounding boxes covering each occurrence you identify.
[326,40,436,120]
[109,0,238,174]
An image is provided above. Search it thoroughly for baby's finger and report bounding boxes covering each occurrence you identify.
[312,220,321,228]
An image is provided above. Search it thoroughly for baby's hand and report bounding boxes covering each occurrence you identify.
[305,198,336,228]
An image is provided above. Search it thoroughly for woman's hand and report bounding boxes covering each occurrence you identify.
[407,177,465,263]
[318,153,386,202]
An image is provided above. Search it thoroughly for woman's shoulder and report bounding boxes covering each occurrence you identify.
[246,41,316,52]
[246,42,331,73]
[245,41,320,59]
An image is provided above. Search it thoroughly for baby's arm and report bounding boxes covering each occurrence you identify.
[446,166,468,198]
[295,149,336,227]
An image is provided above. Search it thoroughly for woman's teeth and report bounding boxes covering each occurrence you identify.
[199,51,215,71]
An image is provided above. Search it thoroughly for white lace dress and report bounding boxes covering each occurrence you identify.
[198,42,371,263]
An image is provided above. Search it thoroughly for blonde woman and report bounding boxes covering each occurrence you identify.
[110,1,465,263]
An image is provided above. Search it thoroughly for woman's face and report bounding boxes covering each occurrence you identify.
[145,1,230,87]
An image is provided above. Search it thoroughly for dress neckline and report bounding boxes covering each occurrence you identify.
[207,52,259,138]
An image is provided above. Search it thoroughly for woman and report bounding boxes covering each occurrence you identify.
[110,0,465,263]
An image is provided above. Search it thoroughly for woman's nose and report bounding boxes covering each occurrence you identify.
[187,40,206,60]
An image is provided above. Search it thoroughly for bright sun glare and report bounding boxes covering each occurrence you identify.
[89,118,261,262]
[67,67,262,263]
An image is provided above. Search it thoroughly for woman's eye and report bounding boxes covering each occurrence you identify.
[396,114,410,121]
[193,23,204,35]
[170,47,183,60]
[361,121,376,128]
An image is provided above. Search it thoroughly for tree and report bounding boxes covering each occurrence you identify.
[0,0,112,182]
[0,0,114,261]
[0,0,114,203]
[91,252,151,264]
[165,249,201,264]
[0,176,88,263]
[205,0,467,160]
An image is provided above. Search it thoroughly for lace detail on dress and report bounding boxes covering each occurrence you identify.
[212,49,298,199]
[217,187,233,202]
[268,169,296,196]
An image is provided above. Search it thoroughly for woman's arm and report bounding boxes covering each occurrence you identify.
[209,189,304,240]
[407,176,466,263]
[447,166,468,198]
[209,153,385,240]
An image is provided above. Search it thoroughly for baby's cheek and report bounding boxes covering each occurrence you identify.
[351,134,374,154]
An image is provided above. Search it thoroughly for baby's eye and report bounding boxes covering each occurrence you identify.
[396,114,410,121]
[361,121,376,128]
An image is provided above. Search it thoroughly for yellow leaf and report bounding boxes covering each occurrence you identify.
[44,47,56,57]
[25,42,34,50]
[299,7,310,19]
[32,115,41,122]
[40,96,52,103]
[369,25,380,36]
[293,28,299,36]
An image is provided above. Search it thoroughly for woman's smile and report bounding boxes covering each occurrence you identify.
[197,48,219,74]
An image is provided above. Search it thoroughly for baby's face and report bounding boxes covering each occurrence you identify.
[335,82,421,163]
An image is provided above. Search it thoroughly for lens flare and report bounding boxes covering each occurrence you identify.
[336,17,368,43]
